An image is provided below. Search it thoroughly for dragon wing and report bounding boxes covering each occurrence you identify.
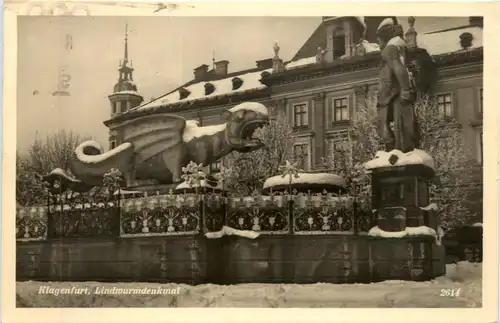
[118,113,187,165]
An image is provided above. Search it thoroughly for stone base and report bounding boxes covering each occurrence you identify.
[16,234,445,284]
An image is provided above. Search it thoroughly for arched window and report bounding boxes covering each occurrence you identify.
[333,27,346,59]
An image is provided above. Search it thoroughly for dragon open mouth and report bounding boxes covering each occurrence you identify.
[240,120,268,144]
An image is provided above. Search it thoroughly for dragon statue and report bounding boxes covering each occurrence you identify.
[44,102,270,193]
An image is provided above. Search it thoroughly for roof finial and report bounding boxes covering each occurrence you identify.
[212,49,216,70]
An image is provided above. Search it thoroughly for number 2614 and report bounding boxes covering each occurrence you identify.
[440,288,461,297]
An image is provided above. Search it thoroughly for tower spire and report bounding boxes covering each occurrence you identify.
[123,22,129,66]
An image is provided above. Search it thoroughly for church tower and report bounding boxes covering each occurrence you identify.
[108,23,143,149]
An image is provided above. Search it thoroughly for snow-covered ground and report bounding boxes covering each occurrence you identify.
[16,262,481,307]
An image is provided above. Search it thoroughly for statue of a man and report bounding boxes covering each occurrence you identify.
[376,18,419,153]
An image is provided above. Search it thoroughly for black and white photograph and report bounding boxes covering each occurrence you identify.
[3,1,497,320]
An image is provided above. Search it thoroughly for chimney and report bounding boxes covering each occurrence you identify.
[469,17,483,27]
[214,60,229,76]
[363,16,398,44]
[256,58,273,70]
[193,64,209,81]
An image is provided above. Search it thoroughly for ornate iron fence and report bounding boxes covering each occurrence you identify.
[16,191,376,240]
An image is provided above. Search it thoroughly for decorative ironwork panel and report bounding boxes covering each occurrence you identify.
[51,204,118,238]
[203,194,225,232]
[16,207,48,241]
[120,194,200,236]
[226,195,289,233]
[293,195,355,234]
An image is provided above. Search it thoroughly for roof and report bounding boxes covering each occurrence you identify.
[284,25,483,70]
[127,68,272,113]
[117,21,482,119]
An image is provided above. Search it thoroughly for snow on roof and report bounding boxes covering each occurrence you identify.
[132,68,272,112]
[263,173,346,189]
[48,168,81,183]
[323,16,366,29]
[419,26,483,56]
[75,140,133,164]
[228,101,269,116]
[286,56,317,70]
[182,121,226,143]
[364,149,435,171]
[112,90,142,96]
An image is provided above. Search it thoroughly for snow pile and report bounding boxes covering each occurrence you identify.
[361,40,380,53]
[16,262,481,307]
[369,225,437,240]
[364,149,435,171]
[182,121,226,143]
[205,226,260,239]
[419,26,483,56]
[420,203,438,211]
[263,173,346,189]
[176,180,222,190]
[133,69,272,112]
[48,168,82,183]
[74,141,133,164]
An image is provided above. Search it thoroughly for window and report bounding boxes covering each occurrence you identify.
[437,93,453,118]
[327,130,352,170]
[332,27,346,59]
[333,97,349,122]
[210,160,222,173]
[293,103,308,127]
[110,140,116,150]
[479,88,483,115]
[293,143,309,171]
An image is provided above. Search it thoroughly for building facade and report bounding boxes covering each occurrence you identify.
[104,16,483,213]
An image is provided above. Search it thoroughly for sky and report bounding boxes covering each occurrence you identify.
[16,16,469,153]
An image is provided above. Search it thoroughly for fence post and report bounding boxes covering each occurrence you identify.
[353,202,358,235]
[288,197,294,235]
[198,194,205,237]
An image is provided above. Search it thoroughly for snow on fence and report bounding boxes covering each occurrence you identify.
[16,192,375,241]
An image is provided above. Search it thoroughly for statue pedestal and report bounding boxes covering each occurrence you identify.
[365,149,444,280]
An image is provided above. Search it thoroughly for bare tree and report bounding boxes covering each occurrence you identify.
[16,130,90,206]
[323,92,480,231]
[226,108,294,195]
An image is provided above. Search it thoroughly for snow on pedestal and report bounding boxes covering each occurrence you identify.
[205,226,260,239]
[369,225,438,243]
[263,173,346,190]
[364,149,435,171]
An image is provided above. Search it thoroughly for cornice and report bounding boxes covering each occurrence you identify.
[261,47,483,87]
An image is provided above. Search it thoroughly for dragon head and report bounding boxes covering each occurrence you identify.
[221,102,270,153]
